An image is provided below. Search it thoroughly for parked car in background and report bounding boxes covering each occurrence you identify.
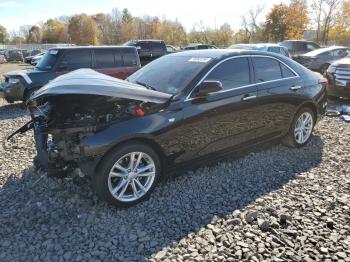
[0,54,6,64]
[326,55,350,98]
[11,49,327,207]
[124,40,167,66]
[229,43,290,57]
[24,50,43,64]
[182,44,217,50]
[4,50,24,62]
[166,45,178,54]
[20,49,30,58]
[31,53,45,65]
[280,40,320,58]
[0,46,141,103]
[295,46,350,74]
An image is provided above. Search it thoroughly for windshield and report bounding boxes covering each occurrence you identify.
[35,50,58,70]
[127,55,211,94]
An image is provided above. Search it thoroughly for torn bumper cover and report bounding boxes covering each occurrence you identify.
[9,69,171,177]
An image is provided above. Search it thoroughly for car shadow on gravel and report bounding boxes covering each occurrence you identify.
[0,101,28,120]
[0,136,324,261]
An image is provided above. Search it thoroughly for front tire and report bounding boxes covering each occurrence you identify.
[283,107,315,148]
[93,142,161,207]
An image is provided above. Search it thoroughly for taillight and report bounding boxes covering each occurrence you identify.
[319,76,329,90]
[134,105,145,116]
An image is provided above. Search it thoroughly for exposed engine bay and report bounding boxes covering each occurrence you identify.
[10,94,163,177]
[29,95,160,176]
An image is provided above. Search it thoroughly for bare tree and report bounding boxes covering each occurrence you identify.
[240,4,265,43]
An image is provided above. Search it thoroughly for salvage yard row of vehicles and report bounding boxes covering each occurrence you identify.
[0,39,348,207]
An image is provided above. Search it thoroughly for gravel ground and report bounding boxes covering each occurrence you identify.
[0,96,350,262]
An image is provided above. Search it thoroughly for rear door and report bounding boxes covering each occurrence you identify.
[94,48,139,79]
[252,56,302,137]
[175,56,263,162]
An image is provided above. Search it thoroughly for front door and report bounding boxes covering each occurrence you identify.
[170,56,263,163]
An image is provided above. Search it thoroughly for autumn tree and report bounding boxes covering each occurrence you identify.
[285,0,309,39]
[0,25,9,44]
[68,14,98,45]
[27,25,42,43]
[265,4,289,42]
[42,19,67,43]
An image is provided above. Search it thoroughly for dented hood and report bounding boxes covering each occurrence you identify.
[29,69,172,104]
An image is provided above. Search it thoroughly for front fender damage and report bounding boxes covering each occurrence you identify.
[10,69,171,178]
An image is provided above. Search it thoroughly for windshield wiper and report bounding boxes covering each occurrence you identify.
[136,81,157,91]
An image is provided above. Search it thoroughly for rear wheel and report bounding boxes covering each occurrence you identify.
[93,142,161,207]
[283,107,315,148]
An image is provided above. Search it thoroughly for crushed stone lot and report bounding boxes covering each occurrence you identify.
[0,96,349,262]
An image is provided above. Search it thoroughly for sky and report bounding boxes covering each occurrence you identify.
[0,0,290,33]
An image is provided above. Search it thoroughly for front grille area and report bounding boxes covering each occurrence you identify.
[335,68,350,81]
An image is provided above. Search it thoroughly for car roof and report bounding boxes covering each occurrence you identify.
[230,43,282,49]
[282,40,317,43]
[304,46,348,56]
[128,39,164,42]
[48,46,136,51]
[169,49,283,59]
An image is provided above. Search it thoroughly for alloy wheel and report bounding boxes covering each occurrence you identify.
[108,152,156,202]
[294,112,313,144]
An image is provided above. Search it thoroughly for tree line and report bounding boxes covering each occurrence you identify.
[0,0,349,47]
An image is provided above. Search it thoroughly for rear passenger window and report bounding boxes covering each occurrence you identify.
[150,42,164,51]
[61,50,91,70]
[122,49,138,66]
[206,57,250,90]
[281,63,296,78]
[253,57,282,82]
[95,50,114,68]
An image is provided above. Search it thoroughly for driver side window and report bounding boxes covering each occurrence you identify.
[205,57,251,90]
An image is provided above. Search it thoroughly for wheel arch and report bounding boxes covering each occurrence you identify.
[94,136,168,177]
[297,101,318,124]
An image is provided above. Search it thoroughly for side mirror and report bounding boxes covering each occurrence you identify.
[195,80,223,97]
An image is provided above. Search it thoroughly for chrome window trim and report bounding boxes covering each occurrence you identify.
[185,54,300,102]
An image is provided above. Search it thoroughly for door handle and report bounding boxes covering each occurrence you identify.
[290,85,302,91]
[242,95,257,101]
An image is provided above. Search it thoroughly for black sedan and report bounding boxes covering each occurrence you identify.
[295,46,350,74]
[11,50,327,207]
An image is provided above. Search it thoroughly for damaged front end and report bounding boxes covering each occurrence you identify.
[8,69,172,178]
